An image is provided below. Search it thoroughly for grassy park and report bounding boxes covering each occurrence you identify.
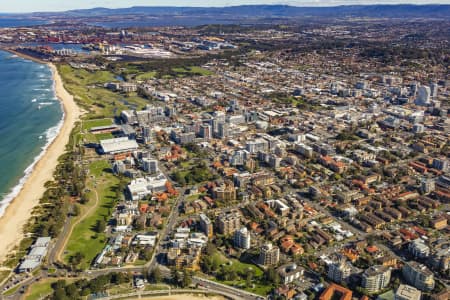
[63,160,120,269]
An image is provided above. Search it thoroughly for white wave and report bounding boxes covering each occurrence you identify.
[38,102,54,106]
[34,88,51,92]
[31,98,37,103]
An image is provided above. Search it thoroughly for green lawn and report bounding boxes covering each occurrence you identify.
[82,118,113,131]
[25,279,57,300]
[63,160,119,269]
[136,71,157,81]
[94,133,115,141]
[3,284,21,296]
[210,251,268,296]
[0,270,10,284]
[172,66,213,77]
[58,65,148,118]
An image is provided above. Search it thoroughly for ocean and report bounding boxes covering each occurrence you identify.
[0,50,63,216]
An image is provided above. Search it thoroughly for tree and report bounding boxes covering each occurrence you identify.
[265,267,280,286]
[94,219,106,233]
[79,194,90,205]
[245,271,253,287]
[71,204,80,217]
[69,252,85,270]
[171,269,181,286]
[181,269,192,288]
[150,267,162,283]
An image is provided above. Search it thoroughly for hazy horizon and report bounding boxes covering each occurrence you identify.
[1,0,449,14]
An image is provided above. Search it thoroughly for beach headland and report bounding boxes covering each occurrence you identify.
[0,50,81,263]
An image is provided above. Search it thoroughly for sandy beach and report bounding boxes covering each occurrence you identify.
[0,59,81,262]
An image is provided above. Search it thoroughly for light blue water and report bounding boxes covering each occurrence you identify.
[0,50,63,215]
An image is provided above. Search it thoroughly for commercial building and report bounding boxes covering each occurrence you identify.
[234,227,251,250]
[361,265,391,293]
[395,284,422,300]
[100,137,139,154]
[127,175,168,201]
[402,261,435,291]
[18,237,51,273]
[258,243,280,266]
[142,158,158,174]
[415,86,431,106]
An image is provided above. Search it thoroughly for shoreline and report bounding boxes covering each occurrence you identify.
[0,50,81,263]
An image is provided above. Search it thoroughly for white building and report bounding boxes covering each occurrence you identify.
[234,227,251,250]
[415,86,431,106]
[408,239,430,258]
[100,137,139,154]
[362,265,391,293]
[127,175,167,200]
[395,284,421,300]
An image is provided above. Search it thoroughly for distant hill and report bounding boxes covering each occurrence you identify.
[56,4,450,19]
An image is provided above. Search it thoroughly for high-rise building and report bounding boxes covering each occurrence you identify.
[415,86,431,106]
[216,210,241,235]
[395,284,422,300]
[402,261,435,291]
[234,227,251,250]
[217,122,230,139]
[430,82,438,98]
[199,124,212,140]
[142,158,158,174]
[362,265,391,293]
[408,239,430,259]
[421,178,435,194]
[432,158,448,172]
[327,257,352,284]
[199,213,213,238]
[142,126,152,144]
[259,243,280,266]
[213,180,236,202]
[246,138,269,153]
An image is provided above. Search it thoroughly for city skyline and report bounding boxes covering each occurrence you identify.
[0,0,449,13]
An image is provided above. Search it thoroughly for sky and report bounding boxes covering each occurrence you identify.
[0,0,449,13]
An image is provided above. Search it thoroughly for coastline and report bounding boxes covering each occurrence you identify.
[0,51,81,263]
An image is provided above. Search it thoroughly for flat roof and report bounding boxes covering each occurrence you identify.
[100,137,139,154]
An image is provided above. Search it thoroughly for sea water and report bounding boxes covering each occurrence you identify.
[0,50,63,216]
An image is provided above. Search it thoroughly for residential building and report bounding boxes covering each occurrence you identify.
[199,214,213,238]
[327,257,352,283]
[234,227,251,250]
[361,265,391,293]
[402,261,435,291]
[259,243,280,266]
[408,239,430,258]
[216,210,241,235]
[319,283,352,300]
[277,263,304,284]
[213,180,236,202]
